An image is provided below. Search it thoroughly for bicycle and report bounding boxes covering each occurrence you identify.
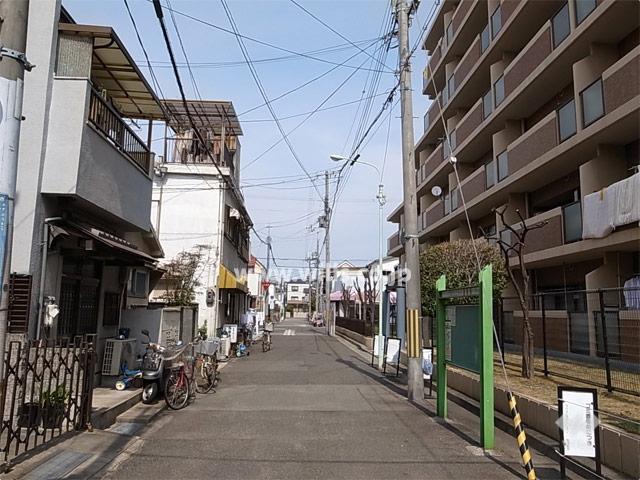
[164,346,196,410]
[262,330,272,352]
[194,352,218,394]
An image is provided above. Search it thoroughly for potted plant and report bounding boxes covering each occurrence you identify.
[17,402,41,428]
[41,386,69,429]
[197,324,208,341]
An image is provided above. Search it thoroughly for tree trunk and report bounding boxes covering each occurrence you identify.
[521,305,534,378]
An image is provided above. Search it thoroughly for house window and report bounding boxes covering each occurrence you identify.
[103,292,121,326]
[494,76,505,107]
[558,98,577,142]
[580,78,604,127]
[291,286,299,292]
[128,268,148,298]
[481,24,490,53]
[485,159,496,188]
[482,90,493,119]
[576,0,597,25]
[491,6,502,39]
[497,150,509,181]
[552,3,571,48]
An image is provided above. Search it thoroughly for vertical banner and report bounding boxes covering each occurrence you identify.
[0,194,9,282]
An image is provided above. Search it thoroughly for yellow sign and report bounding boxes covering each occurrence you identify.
[217,265,248,292]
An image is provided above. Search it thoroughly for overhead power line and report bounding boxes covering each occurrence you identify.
[288,0,395,74]
[144,0,394,73]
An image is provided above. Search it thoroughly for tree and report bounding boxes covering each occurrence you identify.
[161,247,207,306]
[340,285,353,318]
[354,267,379,334]
[420,239,507,319]
[493,207,547,379]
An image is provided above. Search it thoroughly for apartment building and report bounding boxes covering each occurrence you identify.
[389,0,639,299]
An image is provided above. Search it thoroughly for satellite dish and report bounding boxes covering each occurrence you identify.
[431,186,443,197]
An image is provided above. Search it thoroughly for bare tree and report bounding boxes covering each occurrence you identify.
[492,207,547,379]
[340,285,353,319]
[161,247,207,306]
[355,268,379,334]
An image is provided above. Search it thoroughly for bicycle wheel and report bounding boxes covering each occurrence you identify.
[195,356,215,394]
[164,368,189,410]
[262,335,268,352]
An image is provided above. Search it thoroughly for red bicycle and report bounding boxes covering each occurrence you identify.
[164,349,196,410]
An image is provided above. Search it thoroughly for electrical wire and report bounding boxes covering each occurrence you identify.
[144,0,394,74]
[288,0,395,74]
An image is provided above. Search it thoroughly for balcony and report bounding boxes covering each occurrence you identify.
[41,78,154,230]
[503,22,552,98]
[455,98,483,145]
[387,231,402,256]
[507,111,558,176]
[459,165,485,204]
[453,35,481,90]
[603,46,640,115]
[422,200,445,232]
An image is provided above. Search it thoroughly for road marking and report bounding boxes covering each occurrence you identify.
[283,329,295,336]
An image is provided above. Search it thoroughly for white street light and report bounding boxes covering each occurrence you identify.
[330,154,386,371]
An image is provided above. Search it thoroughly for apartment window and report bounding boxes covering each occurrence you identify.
[485,158,496,188]
[558,98,577,142]
[447,75,455,100]
[481,224,497,240]
[576,0,597,25]
[450,129,457,152]
[482,90,493,119]
[446,21,454,46]
[444,191,452,215]
[552,3,571,48]
[494,76,505,107]
[481,24,490,53]
[451,187,459,211]
[491,6,502,39]
[497,150,509,181]
[580,78,604,127]
[442,86,449,106]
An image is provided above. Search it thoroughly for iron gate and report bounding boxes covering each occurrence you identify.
[0,336,96,469]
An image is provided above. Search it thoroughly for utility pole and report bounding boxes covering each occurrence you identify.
[376,183,386,370]
[264,226,271,319]
[314,232,320,317]
[323,171,333,336]
[0,0,31,386]
[395,0,423,401]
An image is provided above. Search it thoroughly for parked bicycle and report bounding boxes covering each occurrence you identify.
[262,317,274,352]
[194,336,220,394]
[164,343,196,410]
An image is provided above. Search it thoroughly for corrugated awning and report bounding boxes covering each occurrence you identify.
[163,99,242,136]
[58,23,165,120]
[218,265,248,293]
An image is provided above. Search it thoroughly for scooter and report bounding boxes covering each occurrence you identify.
[140,329,167,404]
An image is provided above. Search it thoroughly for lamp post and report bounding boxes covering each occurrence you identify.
[330,155,386,370]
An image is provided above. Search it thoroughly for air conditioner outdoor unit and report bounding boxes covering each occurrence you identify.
[102,338,137,376]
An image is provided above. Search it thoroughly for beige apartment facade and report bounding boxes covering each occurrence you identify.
[389,0,639,301]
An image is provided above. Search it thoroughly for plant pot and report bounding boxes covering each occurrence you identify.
[17,403,41,428]
[41,404,65,429]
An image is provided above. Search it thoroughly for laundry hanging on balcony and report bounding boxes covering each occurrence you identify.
[582,173,640,239]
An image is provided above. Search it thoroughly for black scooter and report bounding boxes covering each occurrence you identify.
[140,329,167,404]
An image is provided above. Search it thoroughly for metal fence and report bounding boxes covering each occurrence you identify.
[496,287,640,396]
[0,336,96,468]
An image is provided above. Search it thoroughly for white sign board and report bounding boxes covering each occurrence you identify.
[223,324,238,344]
[559,389,597,458]
[385,338,401,364]
[373,335,385,356]
[422,348,433,380]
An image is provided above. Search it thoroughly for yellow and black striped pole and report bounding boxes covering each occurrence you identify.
[406,309,421,358]
[508,392,536,480]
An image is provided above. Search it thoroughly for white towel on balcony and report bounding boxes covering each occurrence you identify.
[614,173,640,228]
[582,186,615,239]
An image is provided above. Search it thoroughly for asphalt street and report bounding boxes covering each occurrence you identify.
[102,316,545,479]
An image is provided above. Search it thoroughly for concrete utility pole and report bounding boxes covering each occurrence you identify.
[323,171,333,336]
[314,232,320,316]
[395,0,423,401]
[0,0,31,383]
[264,226,271,319]
[376,183,386,370]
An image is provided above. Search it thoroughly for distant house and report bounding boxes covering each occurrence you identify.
[285,280,310,314]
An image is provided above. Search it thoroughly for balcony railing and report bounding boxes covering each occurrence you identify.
[88,87,151,174]
[503,23,552,98]
[388,232,401,252]
[563,201,583,243]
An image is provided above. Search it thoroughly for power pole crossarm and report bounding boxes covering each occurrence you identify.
[396,0,424,401]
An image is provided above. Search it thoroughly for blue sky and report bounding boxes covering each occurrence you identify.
[64,0,432,277]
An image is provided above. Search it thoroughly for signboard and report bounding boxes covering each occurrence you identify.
[422,348,433,380]
[446,304,480,373]
[373,335,384,357]
[223,324,238,343]
[385,337,401,364]
[558,388,598,458]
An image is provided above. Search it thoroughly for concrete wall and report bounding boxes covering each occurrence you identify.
[41,77,152,230]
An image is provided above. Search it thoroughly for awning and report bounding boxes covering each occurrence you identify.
[163,99,243,136]
[217,265,248,293]
[59,221,158,264]
[58,23,164,120]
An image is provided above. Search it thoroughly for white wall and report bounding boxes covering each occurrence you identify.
[151,165,224,335]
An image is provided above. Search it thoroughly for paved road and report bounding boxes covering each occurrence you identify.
[103,317,533,479]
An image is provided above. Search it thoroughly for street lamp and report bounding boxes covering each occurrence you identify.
[330,154,386,370]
